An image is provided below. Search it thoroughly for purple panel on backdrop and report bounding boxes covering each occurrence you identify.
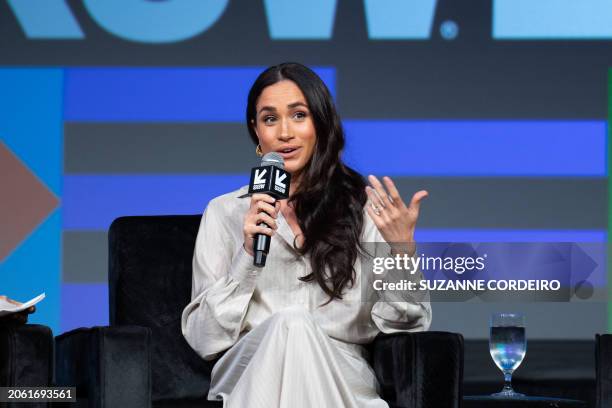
[415,230,607,289]
[63,67,336,122]
[62,174,249,231]
[61,283,108,333]
[343,120,606,176]
[415,229,606,242]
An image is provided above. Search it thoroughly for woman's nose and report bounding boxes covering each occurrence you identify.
[278,133,294,141]
[278,118,293,140]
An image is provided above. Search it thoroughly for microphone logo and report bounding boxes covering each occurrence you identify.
[248,162,290,199]
[253,168,267,186]
[274,170,287,191]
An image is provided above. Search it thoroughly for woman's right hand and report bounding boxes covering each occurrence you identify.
[243,194,280,256]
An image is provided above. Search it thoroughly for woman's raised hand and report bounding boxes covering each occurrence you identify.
[365,175,428,256]
[243,194,281,256]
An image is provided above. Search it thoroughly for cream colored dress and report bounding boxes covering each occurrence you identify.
[181,185,431,408]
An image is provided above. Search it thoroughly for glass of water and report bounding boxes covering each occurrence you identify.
[489,312,526,397]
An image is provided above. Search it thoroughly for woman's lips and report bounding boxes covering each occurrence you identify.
[277,147,301,159]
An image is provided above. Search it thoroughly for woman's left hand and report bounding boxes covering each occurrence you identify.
[365,175,428,256]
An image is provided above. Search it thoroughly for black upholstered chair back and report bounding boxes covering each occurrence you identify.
[108,215,214,401]
[596,334,612,408]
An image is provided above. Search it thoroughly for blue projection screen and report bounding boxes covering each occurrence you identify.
[0,0,608,338]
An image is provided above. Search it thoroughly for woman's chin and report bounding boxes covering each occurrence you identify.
[284,163,302,176]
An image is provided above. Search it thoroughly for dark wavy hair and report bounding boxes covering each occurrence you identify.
[246,62,367,305]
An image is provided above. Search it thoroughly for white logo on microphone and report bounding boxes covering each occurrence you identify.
[275,170,286,189]
[254,169,267,185]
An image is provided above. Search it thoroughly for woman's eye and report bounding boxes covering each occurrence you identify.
[263,116,276,124]
[294,111,307,120]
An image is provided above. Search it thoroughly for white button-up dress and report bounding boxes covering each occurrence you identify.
[181,185,432,408]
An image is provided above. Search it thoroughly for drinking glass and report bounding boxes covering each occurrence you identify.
[489,312,526,397]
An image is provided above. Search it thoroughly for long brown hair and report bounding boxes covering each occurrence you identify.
[246,62,367,304]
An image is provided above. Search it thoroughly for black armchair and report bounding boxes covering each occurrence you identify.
[596,334,612,408]
[0,323,53,408]
[55,215,463,408]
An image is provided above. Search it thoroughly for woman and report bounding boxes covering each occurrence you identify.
[181,62,431,408]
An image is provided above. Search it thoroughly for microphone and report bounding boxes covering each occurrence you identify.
[247,152,291,266]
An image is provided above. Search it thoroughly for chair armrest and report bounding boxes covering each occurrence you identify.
[371,331,464,408]
[55,325,151,408]
[596,334,612,408]
[0,324,53,386]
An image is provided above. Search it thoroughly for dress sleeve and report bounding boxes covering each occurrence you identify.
[181,199,261,361]
[365,208,433,333]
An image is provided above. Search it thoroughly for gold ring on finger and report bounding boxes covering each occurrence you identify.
[371,203,382,215]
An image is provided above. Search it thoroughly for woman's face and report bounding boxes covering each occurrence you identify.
[253,80,317,177]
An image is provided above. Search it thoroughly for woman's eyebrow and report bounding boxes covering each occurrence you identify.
[288,101,308,109]
[258,101,308,114]
[258,106,276,114]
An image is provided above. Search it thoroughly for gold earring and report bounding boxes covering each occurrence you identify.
[255,144,263,157]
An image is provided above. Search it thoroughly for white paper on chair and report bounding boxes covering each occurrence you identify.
[0,293,45,317]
